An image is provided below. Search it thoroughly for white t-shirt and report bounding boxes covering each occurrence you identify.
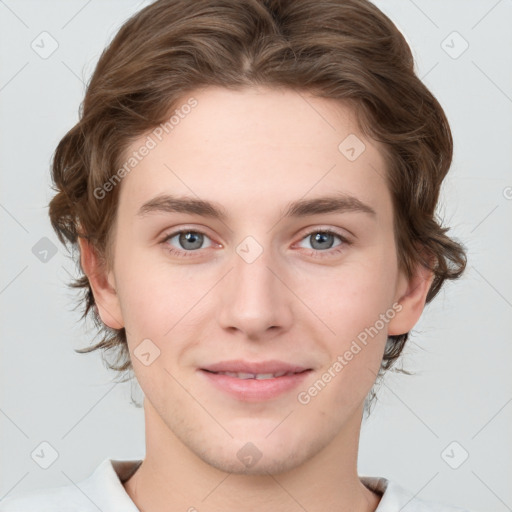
[0,458,472,511]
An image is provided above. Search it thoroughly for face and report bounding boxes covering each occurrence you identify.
[86,86,426,475]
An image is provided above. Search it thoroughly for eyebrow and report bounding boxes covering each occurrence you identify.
[136,193,377,220]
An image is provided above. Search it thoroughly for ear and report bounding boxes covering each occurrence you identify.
[387,259,434,336]
[78,236,124,330]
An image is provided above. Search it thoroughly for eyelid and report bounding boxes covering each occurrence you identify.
[160,224,218,240]
[295,225,352,243]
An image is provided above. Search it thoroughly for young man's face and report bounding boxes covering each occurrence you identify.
[84,86,429,475]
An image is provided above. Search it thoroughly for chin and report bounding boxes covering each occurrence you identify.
[200,446,308,476]
[184,425,328,477]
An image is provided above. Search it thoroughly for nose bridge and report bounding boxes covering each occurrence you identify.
[217,234,292,336]
[235,240,275,295]
[233,235,281,309]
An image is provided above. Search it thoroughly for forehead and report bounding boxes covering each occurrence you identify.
[116,86,391,221]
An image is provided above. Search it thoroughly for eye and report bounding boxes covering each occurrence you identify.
[296,229,350,257]
[160,227,351,259]
[161,229,213,257]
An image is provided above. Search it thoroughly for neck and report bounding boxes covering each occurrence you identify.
[123,399,381,512]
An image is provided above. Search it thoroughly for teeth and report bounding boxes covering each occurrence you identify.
[235,372,257,379]
[215,371,293,379]
[255,373,277,380]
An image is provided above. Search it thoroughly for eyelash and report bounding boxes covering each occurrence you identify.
[160,228,351,259]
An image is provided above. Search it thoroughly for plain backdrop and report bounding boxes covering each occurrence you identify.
[0,1,511,511]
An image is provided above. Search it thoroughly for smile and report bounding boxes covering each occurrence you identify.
[206,370,301,380]
[199,368,312,401]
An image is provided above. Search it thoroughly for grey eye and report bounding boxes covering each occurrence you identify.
[166,231,212,251]
[300,231,342,251]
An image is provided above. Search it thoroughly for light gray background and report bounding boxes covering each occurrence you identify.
[1,1,511,511]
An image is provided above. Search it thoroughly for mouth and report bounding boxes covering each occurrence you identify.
[198,361,312,401]
[201,369,309,379]
[200,359,311,375]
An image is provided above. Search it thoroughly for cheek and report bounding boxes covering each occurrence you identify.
[114,254,216,371]
[113,255,180,343]
[301,256,397,337]
[302,278,392,410]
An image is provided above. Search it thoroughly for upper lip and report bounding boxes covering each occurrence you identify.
[201,359,310,374]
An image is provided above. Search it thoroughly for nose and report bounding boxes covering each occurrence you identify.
[217,240,294,340]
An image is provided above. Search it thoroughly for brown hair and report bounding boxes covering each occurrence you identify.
[48,0,467,406]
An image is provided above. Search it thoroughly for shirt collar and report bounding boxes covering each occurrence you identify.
[89,458,444,512]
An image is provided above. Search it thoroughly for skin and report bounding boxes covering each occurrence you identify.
[79,86,433,512]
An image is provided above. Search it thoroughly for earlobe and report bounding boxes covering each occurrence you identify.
[387,262,434,336]
[78,237,124,330]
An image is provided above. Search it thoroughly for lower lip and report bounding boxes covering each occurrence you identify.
[199,369,312,402]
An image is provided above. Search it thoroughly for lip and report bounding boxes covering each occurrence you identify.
[198,359,312,402]
[201,359,310,374]
[199,370,312,402]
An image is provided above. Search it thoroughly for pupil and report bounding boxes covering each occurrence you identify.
[312,232,333,250]
[180,232,202,250]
